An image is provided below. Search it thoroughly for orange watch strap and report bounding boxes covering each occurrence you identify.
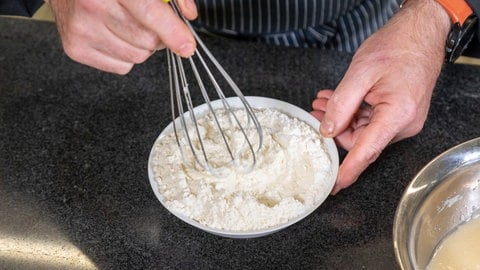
[435,0,473,25]
[400,0,473,25]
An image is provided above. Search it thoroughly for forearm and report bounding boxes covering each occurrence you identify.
[0,0,45,17]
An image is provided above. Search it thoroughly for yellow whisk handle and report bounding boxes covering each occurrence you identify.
[163,0,170,2]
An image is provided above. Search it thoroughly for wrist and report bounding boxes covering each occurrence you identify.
[401,0,478,62]
[401,0,452,36]
[395,0,451,59]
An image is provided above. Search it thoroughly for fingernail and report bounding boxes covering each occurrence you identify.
[321,119,334,136]
[178,43,195,57]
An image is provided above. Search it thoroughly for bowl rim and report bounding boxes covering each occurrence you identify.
[393,137,480,269]
[147,96,339,238]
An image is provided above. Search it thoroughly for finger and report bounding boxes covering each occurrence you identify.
[352,105,373,129]
[312,97,328,112]
[320,65,378,138]
[310,110,325,121]
[176,0,198,20]
[315,100,372,150]
[67,46,134,75]
[312,90,333,112]
[316,89,334,99]
[331,105,398,194]
[59,24,138,73]
[105,2,164,51]
[65,18,154,65]
[98,26,158,64]
[109,0,197,50]
[331,127,357,151]
[119,0,196,58]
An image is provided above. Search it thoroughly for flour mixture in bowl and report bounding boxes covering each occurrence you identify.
[148,97,338,238]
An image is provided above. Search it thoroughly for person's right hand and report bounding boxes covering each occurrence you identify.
[46,0,198,74]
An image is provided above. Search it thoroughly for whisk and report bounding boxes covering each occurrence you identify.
[166,0,263,176]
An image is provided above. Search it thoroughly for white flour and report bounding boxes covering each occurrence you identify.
[151,108,333,231]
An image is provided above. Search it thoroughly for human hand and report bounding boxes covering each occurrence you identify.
[312,0,451,194]
[46,0,198,74]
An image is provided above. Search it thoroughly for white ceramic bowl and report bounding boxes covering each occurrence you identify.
[148,96,339,238]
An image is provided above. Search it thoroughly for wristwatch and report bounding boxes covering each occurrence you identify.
[401,0,478,62]
[436,0,478,62]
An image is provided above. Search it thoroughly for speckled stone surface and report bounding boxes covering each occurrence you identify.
[1,17,479,269]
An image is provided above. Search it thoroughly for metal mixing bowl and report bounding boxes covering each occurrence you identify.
[393,137,480,269]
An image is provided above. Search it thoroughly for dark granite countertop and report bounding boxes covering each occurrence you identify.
[1,17,479,269]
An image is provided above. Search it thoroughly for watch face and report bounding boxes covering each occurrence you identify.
[447,16,478,63]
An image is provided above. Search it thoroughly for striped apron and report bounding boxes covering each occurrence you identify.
[193,0,402,52]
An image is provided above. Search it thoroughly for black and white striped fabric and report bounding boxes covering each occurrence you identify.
[193,0,402,52]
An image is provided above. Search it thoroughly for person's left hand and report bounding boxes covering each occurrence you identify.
[311,0,451,194]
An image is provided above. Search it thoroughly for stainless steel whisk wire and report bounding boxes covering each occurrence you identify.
[166,0,263,176]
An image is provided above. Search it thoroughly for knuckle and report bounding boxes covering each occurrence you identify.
[78,0,97,13]
[394,100,426,136]
[142,34,162,51]
[114,65,133,75]
[104,62,134,75]
[60,24,89,61]
[141,0,162,23]
[400,101,418,123]
[129,51,151,64]
[407,120,425,136]
[62,40,84,62]
[363,145,383,165]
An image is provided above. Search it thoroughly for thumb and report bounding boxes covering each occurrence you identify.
[320,63,377,138]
